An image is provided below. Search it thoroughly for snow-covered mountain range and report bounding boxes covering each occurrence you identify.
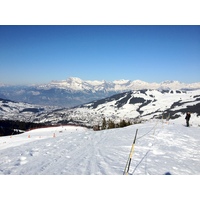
[38,89,200,127]
[38,77,200,91]
[1,77,200,107]
[1,76,200,127]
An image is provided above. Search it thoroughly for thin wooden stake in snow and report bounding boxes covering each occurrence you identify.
[123,129,138,175]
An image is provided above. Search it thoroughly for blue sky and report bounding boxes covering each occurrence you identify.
[0,25,200,85]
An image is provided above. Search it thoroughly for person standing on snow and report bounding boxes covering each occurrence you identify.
[185,112,191,127]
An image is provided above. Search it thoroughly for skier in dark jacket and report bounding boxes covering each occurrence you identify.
[185,112,191,127]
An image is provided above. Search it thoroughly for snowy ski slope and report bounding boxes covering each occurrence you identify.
[0,120,199,175]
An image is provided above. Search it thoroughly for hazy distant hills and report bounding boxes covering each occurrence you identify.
[0,77,200,107]
[0,98,56,122]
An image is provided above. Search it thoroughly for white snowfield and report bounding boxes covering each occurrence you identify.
[0,120,199,175]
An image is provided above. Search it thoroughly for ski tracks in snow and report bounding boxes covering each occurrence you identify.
[0,122,200,175]
[0,127,124,175]
[62,130,122,175]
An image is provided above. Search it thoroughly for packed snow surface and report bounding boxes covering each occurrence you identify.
[0,120,199,175]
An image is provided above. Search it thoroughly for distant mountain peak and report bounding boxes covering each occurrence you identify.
[67,77,83,83]
[132,80,148,84]
[161,80,181,84]
[39,77,200,92]
[113,79,130,84]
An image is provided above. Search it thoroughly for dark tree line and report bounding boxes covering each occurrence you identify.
[93,118,133,131]
[0,120,47,137]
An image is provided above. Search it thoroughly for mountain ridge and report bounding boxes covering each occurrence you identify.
[1,89,200,128]
[36,77,200,91]
[37,89,200,127]
[1,77,200,107]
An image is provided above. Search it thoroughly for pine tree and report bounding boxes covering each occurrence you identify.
[127,120,131,126]
[119,119,126,127]
[108,119,115,129]
[102,117,107,130]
